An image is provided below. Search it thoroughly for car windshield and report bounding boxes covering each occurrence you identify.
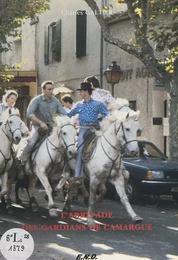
[124,142,167,159]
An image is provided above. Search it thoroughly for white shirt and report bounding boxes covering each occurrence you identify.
[92,88,115,106]
[0,103,29,134]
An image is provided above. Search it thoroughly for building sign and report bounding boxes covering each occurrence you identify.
[120,67,153,81]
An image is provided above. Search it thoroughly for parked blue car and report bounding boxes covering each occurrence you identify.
[122,140,178,203]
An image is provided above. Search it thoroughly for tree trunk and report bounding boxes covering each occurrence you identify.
[169,57,178,161]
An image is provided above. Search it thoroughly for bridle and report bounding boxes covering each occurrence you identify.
[101,119,138,162]
[0,115,21,174]
[45,123,76,163]
[30,123,76,174]
[1,114,21,142]
[60,123,76,151]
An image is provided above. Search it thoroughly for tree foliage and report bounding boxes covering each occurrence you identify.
[0,0,50,82]
[84,0,178,160]
[0,0,50,52]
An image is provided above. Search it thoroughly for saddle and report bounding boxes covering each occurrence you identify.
[34,125,53,150]
[82,128,97,163]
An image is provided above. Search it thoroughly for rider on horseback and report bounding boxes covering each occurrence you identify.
[20,80,66,164]
[67,82,109,184]
[0,90,30,136]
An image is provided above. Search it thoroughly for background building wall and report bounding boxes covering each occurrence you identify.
[106,17,167,153]
[0,0,170,155]
[36,0,102,101]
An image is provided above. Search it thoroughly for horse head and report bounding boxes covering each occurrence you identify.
[116,110,142,156]
[101,108,142,156]
[55,116,77,159]
[2,114,22,144]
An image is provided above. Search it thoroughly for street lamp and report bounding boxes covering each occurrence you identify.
[104,61,122,97]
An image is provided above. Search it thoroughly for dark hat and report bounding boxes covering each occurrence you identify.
[77,82,93,91]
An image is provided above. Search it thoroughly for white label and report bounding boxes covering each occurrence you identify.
[0,228,34,260]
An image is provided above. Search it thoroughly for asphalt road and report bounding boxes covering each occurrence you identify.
[0,187,178,260]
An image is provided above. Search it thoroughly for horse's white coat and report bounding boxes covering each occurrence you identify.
[83,111,143,226]
[24,116,76,216]
[0,115,22,197]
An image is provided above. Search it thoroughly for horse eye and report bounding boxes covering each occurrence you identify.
[63,132,66,135]
[9,121,12,124]
[125,128,130,132]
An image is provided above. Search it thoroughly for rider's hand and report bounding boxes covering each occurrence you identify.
[39,122,48,130]
[25,130,31,136]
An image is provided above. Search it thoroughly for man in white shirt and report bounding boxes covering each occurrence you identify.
[84,75,115,106]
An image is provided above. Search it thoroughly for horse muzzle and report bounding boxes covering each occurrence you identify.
[67,147,77,159]
[13,134,22,144]
[123,141,139,156]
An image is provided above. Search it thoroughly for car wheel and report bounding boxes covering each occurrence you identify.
[172,192,178,203]
[126,179,139,204]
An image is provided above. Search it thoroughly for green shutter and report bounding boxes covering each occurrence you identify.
[55,19,62,62]
[76,11,87,57]
[44,26,49,65]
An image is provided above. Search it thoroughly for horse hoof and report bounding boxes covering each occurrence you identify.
[132,215,143,223]
[87,218,95,227]
[49,208,58,217]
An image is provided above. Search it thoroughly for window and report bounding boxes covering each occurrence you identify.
[44,19,62,65]
[13,40,22,64]
[76,11,87,57]
[129,100,137,111]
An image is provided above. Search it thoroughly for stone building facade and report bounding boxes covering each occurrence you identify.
[0,0,169,155]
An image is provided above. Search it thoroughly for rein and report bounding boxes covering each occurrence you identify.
[0,115,20,175]
[1,115,21,141]
[32,123,75,173]
[100,118,137,164]
[0,149,12,175]
[118,122,137,154]
[60,123,76,151]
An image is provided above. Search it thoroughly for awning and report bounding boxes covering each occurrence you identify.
[53,83,73,95]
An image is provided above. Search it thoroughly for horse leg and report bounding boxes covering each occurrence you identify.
[87,179,99,227]
[0,172,8,197]
[36,171,58,217]
[27,175,39,213]
[63,182,75,212]
[0,173,14,214]
[96,183,106,203]
[110,175,143,223]
[15,182,22,204]
[80,179,89,207]
[0,196,6,208]
[5,179,15,215]
[55,172,70,191]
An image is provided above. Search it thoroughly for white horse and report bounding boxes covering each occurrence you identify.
[16,116,77,217]
[0,114,23,199]
[66,110,143,226]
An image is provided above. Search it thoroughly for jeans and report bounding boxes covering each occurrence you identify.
[75,126,90,178]
[20,125,40,162]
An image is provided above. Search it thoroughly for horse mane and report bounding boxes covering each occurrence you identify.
[55,115,74,126]
[100,108,140,133]
[108,98,130,111]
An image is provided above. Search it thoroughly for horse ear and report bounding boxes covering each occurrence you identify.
[129,110,140,120]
